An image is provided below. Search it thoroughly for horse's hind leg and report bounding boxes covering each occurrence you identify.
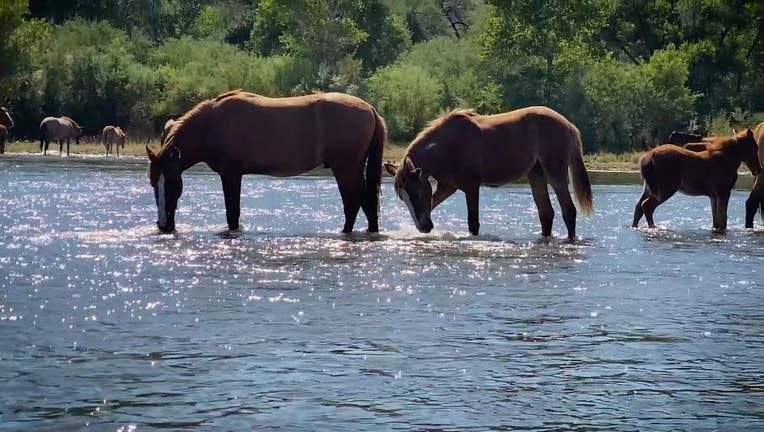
[550,181,577,240]
[745,174,764,228]
[220,174,242,231]
[527,163,554,236]
[333,168,364,233]
[632,184,651,227]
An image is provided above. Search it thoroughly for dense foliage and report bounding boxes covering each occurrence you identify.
[1,0,762,152]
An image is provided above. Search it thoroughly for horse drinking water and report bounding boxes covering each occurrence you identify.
[384,107,593,240]
[40,116,83,156]
[632,129,761,232]
[0,107,14,154]
[146,90,385,233]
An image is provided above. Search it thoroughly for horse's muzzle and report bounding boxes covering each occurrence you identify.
[417,219,434,233]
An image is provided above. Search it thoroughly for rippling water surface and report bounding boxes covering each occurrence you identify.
[1,155,763,431]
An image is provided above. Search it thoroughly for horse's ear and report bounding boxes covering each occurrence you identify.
[404,156,415,171]
[412,167,422,178]
[384,163,398,176]
[746,129,754,139]
[145,144,157,162]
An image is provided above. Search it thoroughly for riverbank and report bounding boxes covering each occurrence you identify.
[5,140,644,172]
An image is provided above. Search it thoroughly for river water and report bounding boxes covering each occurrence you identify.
[0,155,762,431]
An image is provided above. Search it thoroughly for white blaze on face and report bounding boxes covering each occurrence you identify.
[157,174,167,227]
[399,188,421,229]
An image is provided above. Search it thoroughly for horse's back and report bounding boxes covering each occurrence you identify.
[203,92,377,175]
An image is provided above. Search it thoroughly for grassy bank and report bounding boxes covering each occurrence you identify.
[4,140,644,172]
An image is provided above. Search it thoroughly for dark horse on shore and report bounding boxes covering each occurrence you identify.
[40,116,83,155]
[384,107,593,240]
[0,107,14,154]
[632,129,761,232]
[146,90,386,233]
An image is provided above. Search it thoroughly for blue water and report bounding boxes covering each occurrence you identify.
[0,155,763,431]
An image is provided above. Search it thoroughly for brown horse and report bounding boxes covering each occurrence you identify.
[384,107,593,239]
[40,116,83,155]
[632,129,761,232]
[102,125,126,156]
[0,107,14,154]
[146,90,386,233]
[745,122,764,227]
[160,119,175,144]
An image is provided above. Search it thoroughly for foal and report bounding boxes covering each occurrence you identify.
[632,129,761,232]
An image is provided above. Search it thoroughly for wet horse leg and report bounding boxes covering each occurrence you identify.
[550,181,577,240]
[632,184,651,227]
[333,167,364,233]
[59,140,63,155]
[463,185,480,235]
[745,174,764,228]
[66,139,70,156]
[220,174,242,231]
[713,190,731,233]
[527,163,554,236]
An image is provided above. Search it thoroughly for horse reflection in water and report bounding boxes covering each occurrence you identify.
[385,107,593,240]
[146,90,386,234]
[633,129,761,232]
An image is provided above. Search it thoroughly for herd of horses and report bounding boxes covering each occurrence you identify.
[3,91,764,238]
[0,111,125,157]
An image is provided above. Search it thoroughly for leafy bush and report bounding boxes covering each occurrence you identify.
[365,64,444,141]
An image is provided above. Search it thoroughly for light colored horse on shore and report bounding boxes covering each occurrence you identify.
[0,107,14,154]
[102,125,126,156]
[40,116,83,156]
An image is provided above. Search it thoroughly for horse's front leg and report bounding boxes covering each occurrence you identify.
[220,174,242,231]
[432,182,456,210]
[714,191,731,233]
[58,140,63,155]
[464,185,480,235]
[745,174,764,228]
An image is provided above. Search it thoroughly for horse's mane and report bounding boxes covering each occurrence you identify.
[159,90,258,156]
[704,129,752,151]
[408,109,478,152]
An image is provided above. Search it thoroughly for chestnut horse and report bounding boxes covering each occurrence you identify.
[40,116,83,155]
[384,107,593,239]
[102,125,126,156]
[146,90,385,233]
[744,122,764,227]
[0,107,14,154]
[632,129,761,232]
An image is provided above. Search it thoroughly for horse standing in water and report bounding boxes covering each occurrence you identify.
[384,107,593,240]
[146,90,386,233]
[40,116,83,155]
[744,122,764,227]
[0,107,14,154]
[102,125,126,156]
[632,129,761,232]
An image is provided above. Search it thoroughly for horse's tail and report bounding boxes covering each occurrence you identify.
[39,122,47,148]
[640,152,660,198]
[364,109,386,228]
[569,127,593,215]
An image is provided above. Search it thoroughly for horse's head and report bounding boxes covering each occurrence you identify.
[737,129,761,176]
[0,108,13,129]
[385,157,434,233]
[147,145,183,233]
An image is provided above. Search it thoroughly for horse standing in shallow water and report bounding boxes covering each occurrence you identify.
[744,122,764,228]
[632,129,761,232]
[384,107,593,240]
[40,116,83,155]
[0,107,14,154]
[146,90,385,233]
[102,125,126,156]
